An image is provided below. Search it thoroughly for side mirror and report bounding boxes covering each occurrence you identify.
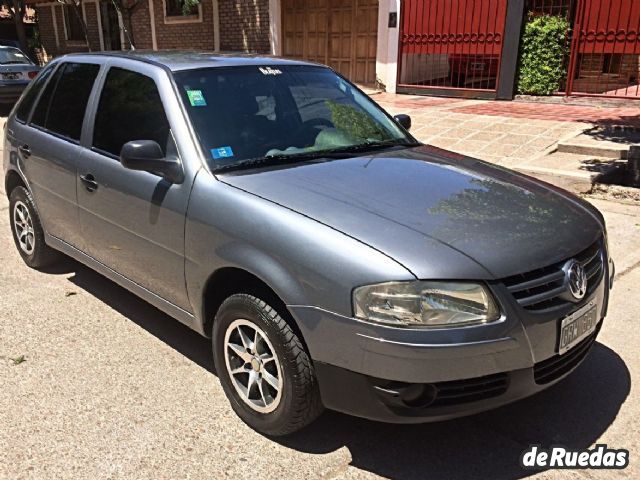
[394,114,412,131]
[120,140,184,184]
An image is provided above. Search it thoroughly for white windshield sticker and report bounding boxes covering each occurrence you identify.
[259,67,282,76]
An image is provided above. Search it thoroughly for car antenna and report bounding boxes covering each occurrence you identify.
[111,0,135,50]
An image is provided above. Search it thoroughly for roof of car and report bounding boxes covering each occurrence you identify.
[62,50,321,72]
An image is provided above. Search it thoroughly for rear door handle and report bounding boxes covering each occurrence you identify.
[18,144,30,158]
[80,173,98,192]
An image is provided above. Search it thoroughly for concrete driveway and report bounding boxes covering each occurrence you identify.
[1,133,639,479]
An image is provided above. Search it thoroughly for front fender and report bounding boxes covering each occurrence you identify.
[184,171,415,333]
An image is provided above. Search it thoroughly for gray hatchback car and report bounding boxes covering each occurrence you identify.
[4,51,614,436]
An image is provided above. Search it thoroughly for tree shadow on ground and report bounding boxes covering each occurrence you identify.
[59,256,629,480]
[581,114,640,141]
[578,158,625,174]
[583,126,640,144]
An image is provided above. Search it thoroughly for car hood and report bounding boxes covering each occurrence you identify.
[219,146,603,280]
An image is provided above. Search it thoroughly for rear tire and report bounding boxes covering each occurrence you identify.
[213,293,323,436]
[9,186,60,269]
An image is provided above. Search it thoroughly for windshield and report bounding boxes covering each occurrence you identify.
[173,65,415,170]
[0,47,31,65]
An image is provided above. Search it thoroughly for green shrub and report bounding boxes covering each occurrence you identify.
[517,14,570,95]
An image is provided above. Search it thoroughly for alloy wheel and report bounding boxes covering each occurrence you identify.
[223,318,284,413]
[13,201,35,255]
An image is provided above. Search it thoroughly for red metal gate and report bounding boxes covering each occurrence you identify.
[567,0,640,98]
[397,0,509,97]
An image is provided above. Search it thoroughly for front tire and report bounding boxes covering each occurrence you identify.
[9,186,60,269]
[213,294,323,436]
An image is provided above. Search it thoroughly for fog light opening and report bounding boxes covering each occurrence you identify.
[400,383,438,408]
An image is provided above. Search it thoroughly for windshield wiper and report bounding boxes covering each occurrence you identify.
[214,151,330,173]
[213,140,419,173]
[0,60,27,65]
[321,139,418,156]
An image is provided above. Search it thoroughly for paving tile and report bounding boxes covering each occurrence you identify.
[412,118,458,129]
[475,154,508,164]
[478,142,521,156]
[510,123,556,135]
[459,119,494,130]
[449,101,640,127]
[466,131,505,142]
[437,127,477,139]
[482,123,521,133]
[450,140,491,154]
[442,112,478,121]
[499,134,537,146]
[428,137,462,149]
[510,145,545,159]
[525,136,559,149]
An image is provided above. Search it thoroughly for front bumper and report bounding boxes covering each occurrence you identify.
[313,323,600,423]
[289,259,613,423]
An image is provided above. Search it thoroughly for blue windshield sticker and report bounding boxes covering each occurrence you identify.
[211,146,234,159]
[186,89,207,107]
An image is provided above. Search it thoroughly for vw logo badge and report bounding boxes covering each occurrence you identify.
[564,259,588,301]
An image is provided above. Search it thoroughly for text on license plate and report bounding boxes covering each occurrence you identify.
[558,301,598,355]
[2,72,20,80]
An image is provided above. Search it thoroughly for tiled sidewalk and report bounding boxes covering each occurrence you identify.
[451,101,640,126]
[372,92,640,168]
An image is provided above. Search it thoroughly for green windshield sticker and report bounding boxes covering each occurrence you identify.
[186,89,207,107]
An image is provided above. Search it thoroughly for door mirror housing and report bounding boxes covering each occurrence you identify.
[394,114,412,131]
[120,140,184,184]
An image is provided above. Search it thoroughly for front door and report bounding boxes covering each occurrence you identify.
[77,64,192,311]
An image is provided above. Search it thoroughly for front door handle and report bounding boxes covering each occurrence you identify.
[80,173,98,192]
[18,144,31,158]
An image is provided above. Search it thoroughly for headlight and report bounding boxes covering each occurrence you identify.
[353,281,500,328]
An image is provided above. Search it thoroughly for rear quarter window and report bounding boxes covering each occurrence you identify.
[15,64,56,123]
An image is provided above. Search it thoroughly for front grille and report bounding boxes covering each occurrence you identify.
[533,329,599,384]
[430,373,510,407]
[502,239,604,313]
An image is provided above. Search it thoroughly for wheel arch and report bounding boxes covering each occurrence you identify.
[200,266,310,353]
[4,168,27,198]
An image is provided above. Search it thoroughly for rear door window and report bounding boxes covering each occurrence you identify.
[30,62,100,142]
[92,67,171,157]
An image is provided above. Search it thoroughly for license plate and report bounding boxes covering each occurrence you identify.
[2,72,20,80]
[470,62,486,71]
[558,300,598,355]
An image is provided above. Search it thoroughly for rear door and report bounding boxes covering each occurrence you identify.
[8,61,100,249]
[77,62,195,312]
